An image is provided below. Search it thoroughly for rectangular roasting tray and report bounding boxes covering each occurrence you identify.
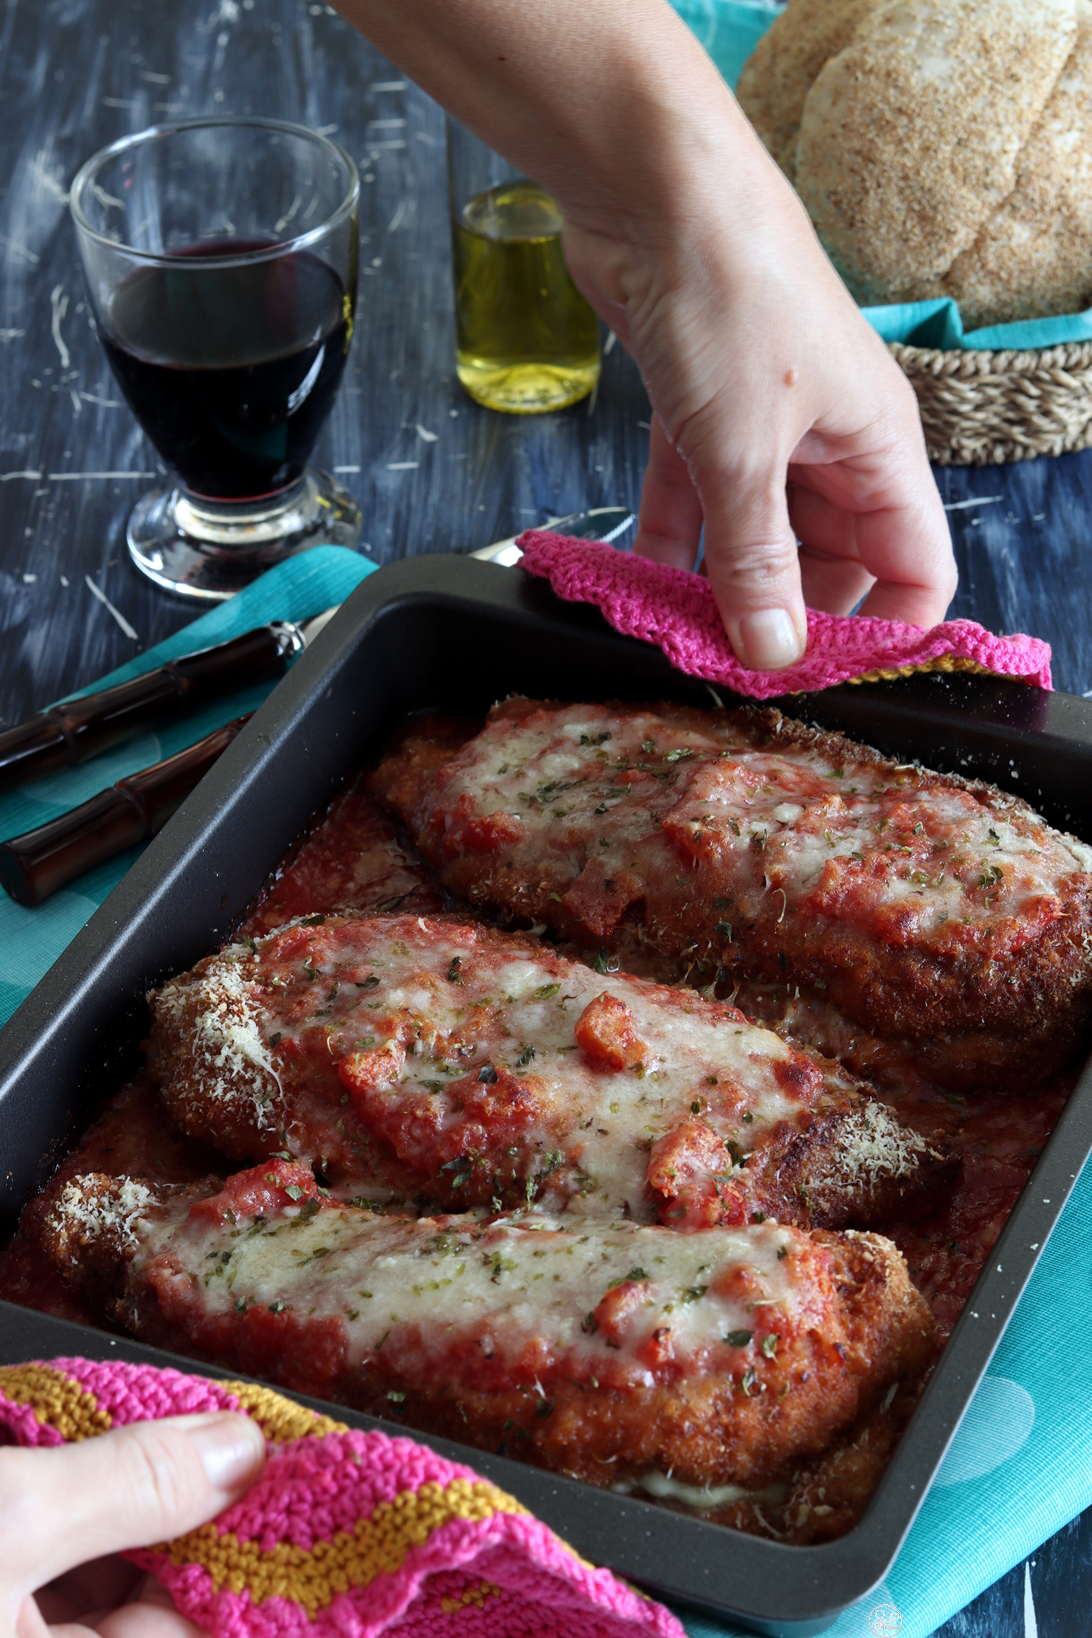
[2,553,1092,1636]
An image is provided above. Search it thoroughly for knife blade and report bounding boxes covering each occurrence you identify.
[299,506,635,645]
[466,504,635,568]
[0,508,635,794]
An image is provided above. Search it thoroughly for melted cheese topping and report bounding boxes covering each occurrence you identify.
[158,915,923,1219]
[619,1471,789,1510]
[670,759,1089,941]
[130,1196,816,1391]
[429,702,1092,955]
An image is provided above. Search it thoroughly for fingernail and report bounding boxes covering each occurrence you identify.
[735,609,804,671]
[188,1414,266,1491]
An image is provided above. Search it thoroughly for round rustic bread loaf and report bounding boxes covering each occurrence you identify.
[737,0,1092,329]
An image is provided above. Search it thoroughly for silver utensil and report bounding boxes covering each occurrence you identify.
[297,506,635,644]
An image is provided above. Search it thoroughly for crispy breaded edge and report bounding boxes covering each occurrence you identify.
[367,700,1092,1061]
[398,1230,935,1491]
[42,1174,936,1501]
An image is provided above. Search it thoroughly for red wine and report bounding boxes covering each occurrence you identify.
[99,242,353,501]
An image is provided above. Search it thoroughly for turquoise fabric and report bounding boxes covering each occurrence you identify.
[670,0,780,87]
[682,1161,1092,1638]
[0,543,1090,1634]
[862,295,1092,353]
[0,546,376,1029]
[673,0,1092,352]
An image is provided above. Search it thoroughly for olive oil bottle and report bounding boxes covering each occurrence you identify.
[452,181,600,414]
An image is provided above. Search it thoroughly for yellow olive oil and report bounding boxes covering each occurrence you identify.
[452,181,600,413]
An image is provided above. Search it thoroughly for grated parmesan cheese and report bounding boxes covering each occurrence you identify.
[54,1177,154,1244]
[829,1102,930,1191]
[177,952,283,1129]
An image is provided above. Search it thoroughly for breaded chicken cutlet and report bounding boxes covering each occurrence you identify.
[42,1157,937,1539]
[369,700,1092,1093]
[144,913,950,1230]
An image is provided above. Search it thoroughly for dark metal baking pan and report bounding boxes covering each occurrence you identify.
[2,554,1091,1636]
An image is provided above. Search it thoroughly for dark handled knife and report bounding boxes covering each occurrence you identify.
[0,624,298,795]
[0,507,636,905]
[0,715,252,907]
[0,508,634,795]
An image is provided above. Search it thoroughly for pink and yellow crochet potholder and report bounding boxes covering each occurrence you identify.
[516,531,1052,698]
[0,1356,685,1638]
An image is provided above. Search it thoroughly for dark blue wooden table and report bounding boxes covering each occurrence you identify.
[1,1,1090,1631]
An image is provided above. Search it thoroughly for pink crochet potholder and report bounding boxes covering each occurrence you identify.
[0,1356,685,1638]
[516,531,1052,699]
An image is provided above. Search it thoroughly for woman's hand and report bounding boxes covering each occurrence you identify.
[329,0,957,669]
[1,1413,265,1638]
[562,138,957,669]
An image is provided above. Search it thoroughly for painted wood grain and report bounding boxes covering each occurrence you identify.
[0,3,1089,1632]
[0,0,650,726]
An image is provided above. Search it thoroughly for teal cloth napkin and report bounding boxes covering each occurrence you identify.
[670,0,780,86]
[862,295,1092,354]
[4,544,1091,1637]
[673,0,1092,352]
[0,545,376,1029]
[682,1159,1092,1638]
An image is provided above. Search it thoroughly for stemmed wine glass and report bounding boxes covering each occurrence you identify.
[70,117,361,601]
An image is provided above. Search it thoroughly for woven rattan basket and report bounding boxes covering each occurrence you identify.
[890,338,1092,466]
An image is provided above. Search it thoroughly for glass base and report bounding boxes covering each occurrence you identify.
[455,354,600,414]
[126,468,363,601]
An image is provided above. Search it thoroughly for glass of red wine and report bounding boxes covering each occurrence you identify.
[70,118,361,600]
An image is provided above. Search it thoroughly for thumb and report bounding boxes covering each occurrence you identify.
[2,1412,266,1600]
[700,461,807,672]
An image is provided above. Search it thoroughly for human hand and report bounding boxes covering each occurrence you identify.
[2,1412,266,1638]
[562,130,956,671]
[325,0,956,672]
